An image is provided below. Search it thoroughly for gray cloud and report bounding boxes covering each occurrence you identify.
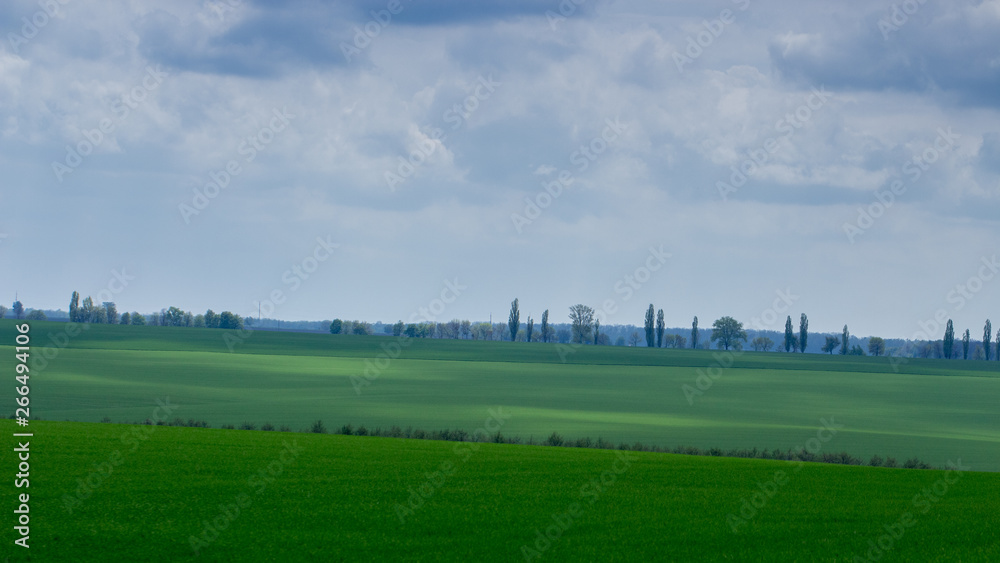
[1,0,999,338]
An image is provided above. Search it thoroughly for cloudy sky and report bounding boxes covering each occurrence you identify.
[2,0,999,339]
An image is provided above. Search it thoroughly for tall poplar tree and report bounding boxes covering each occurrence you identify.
[644,304,655,348]
[656,309,665,348]
[508,298,520,342]
[799,313,809,353]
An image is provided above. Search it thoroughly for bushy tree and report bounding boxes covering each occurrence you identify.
[751,336,774,352]
[569,304,594,344]
[943,319,955,359]
[11,300,24,320]
[162,306,186,327]
[25,309,46,321]
[130,312,146,325]
[711,316,747,351]
[80,297,96,322]
[204,309,220,329]
[219,311,242,330]
[330,319,343,334]
[104,302,118,325]
[120,312,131,325]
[868,336,885,357]
[0,304,7,319]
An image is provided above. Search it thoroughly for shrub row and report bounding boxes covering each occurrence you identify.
[56,415,936,470]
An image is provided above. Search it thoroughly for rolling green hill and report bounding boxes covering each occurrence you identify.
[3,420,996,562]
[3,320,999,469]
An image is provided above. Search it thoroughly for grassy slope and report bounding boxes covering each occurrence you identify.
[3,321,1000,469]
[2,421,997,562]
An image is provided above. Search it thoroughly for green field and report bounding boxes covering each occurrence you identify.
[4,320,999,470]
[2,420,997,562]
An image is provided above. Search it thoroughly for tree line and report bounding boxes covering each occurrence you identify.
[8,293,996,362]
[64,292,246,330]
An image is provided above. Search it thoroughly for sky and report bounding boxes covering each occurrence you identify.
[1,0,999,340]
